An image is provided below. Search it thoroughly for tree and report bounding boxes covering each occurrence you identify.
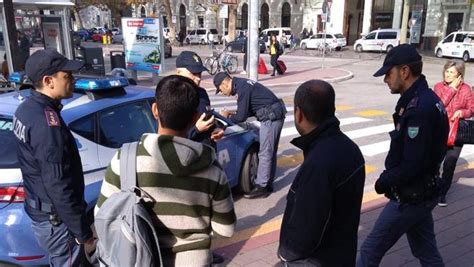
[162,0,178,45]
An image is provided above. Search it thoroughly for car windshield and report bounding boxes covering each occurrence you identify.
[283,30,291,35]
[0,117,19,168]
[210,29,218,34]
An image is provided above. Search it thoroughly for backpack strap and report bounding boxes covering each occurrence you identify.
[120,141,139,191]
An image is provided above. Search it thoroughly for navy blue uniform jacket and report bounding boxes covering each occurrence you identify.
[279,117,366,265]
[13,90,92,242]
[229,77,279,123]
[188,86,214,147]
[375,75,449,200]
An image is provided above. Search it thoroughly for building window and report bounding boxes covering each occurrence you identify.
[140,6,146,18]
[198,16,204,28]
[261,3,269,30]
[241,3,248,30]
[281,2,291,27]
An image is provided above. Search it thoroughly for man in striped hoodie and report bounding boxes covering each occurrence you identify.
[95,75,236,266]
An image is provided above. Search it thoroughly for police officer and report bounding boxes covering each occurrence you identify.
[214,72,286,199]
[357,44,448,266]
[13,49,94,266]
[175,51,224,147]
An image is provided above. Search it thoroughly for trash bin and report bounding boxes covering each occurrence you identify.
[80,47,105,76]
[110,51,126,70]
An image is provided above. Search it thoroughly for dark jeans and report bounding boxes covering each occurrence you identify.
[243,51,247,71]
[440,145,463,198]
[31,220,85,266]
[357,199,444,267]
[255,119,284,188]
[271,55,280,75]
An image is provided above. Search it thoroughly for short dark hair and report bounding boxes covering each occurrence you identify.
[155,75,199,131]
[404,61,423,77]
[294,80,335,124]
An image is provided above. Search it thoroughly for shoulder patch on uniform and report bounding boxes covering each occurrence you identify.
[406,97,418,110]
[408,127,419,139]
[44,107,60,127]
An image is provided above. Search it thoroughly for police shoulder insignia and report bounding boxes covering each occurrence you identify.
[44,107,60,127]
[406,97,419,110]
[408,127,419,139]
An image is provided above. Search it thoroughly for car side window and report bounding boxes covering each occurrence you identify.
[70,115,95,143]
[454,33,465,43]
[378,32,396,40]
[365,32,376,40]
[443,34,454,43]
[98,101,156,148]
[189,30,196,35]
[197,30,206,35]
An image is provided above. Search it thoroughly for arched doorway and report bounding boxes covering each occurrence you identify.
[281,2,291,27]
[260,3,269,30]
[179,4,187,33]
[241,3,248,30]
[140,6,146,18]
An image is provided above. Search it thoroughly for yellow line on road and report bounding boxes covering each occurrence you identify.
[336,105,353,111]
[355,109,388,117]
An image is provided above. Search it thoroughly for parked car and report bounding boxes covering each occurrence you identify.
[185,29,219,44]
[226,36,266,53]
[110,27,121,36]
[112,33,123,44]
[91,29,112,42]
[222,29,247,44]
[300,33,347,51]
[73,28,91,41]
[435,31,474,62]
[260,27,292,47]
[0,74,259,265]
[353,28,401,53]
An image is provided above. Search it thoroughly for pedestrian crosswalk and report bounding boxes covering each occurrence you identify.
[209,93,474,160]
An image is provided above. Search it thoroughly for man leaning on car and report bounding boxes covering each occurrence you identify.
[13,49,94,266]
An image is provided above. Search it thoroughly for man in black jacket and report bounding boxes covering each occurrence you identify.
[278,80,366,266]
[357,44,447,266]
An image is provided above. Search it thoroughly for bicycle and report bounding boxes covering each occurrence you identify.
[317,42,333,56]
[204,48,238,75]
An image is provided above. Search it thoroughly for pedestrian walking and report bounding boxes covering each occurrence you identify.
[433,60,474,207]
[241,31,248,75]
[175,51,224,147]
[214,72,286,198]
[12,49,94,266]
[357,44,448,266]
[269,35,283,76]
[278,80,366,266]
[95,75,236,266]
[179,30,185,46]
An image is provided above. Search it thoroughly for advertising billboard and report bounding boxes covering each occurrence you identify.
[122,17,162,73]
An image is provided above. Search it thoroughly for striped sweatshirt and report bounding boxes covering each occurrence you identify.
[94,133,236,266]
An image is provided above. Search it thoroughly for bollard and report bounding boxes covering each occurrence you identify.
[102,35,107,45]
[107,35,111,44]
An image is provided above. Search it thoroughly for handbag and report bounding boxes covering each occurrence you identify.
[455,118,474,145]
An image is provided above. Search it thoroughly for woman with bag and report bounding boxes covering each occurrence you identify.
[269,35,282,76]
[433,59,474,207]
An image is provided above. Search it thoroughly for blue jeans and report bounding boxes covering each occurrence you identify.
[255,118,284,188]
[357,199,444,267]
[31,220,85,267]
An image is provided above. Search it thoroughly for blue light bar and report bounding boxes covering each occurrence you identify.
[74,77,129,90]
[8,72,24,83]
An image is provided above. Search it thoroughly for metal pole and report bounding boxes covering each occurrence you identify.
[322,4,327,69]
[400,0,410,44]
[248,0,259,81]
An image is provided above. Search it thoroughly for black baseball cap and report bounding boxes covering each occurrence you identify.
[25,49,84,83]
[373,44,422,77]
[214,72,230,94]
[176,51,208,73]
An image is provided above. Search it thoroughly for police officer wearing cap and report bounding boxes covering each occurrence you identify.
[215,72,286,199]
[13,49,94,266]
[357,44,448,266]
[176,51,224,146]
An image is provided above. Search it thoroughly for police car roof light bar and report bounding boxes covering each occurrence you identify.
[74,77,129,91]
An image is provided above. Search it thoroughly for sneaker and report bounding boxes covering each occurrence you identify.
[240,71,247,75]
[244,186,271,199]
[438,196,447,207]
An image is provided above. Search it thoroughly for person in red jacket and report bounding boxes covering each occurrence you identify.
[433,59,474,207]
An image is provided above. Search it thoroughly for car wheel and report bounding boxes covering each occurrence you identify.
[301,43,307,50]
[386,45,393,53]
[200,39,206,45]
[436,49,443,58]
[356,44,363,53]
[463,51,470,62]
[239,145,259,194]
[186,38,190,45]
[227,45,233,52]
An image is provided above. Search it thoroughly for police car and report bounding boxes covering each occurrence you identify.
[0,75,259,265]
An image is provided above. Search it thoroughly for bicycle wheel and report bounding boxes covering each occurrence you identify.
[204,57,218,75]
[225,56,238,74]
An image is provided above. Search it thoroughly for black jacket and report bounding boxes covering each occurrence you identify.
[13,90,92,242]
[279,117,366,266]
[188,86,215,148]
[375,75,449,202]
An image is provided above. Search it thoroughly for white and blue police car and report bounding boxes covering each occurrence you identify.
[0,74,258,265]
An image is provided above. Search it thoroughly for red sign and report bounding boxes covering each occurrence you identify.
[127,20,144,27]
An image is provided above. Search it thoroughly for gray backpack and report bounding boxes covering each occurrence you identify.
[95,142,163,267]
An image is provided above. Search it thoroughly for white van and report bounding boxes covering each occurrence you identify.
[260,27,292,47]
[353,29,400,53]
[185,29,219,44]
[434,31,474,62]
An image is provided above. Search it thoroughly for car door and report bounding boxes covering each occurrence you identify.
[440,33,455,56]
[451,33,466,58]
[363,32,377,51]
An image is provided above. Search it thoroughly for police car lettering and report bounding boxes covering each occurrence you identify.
[0,120,13,131]
[218,149,231,166]
[12,117,26,143]
[44,107,60,127]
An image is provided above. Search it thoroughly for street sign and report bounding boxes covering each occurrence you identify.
[321,13,327,23]
[410,18,417,28]
[327,0,332,10]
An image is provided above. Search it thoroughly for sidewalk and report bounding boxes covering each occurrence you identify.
[212,164,474,266]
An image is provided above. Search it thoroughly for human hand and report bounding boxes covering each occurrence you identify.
[196,113,215,133]
[451,110,463,121]
[450,75,462,90]
[210,128,224,141]
[219,109,231,118]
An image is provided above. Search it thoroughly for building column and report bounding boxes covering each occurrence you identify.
[362,0,373,34]
[392,0,403,29]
